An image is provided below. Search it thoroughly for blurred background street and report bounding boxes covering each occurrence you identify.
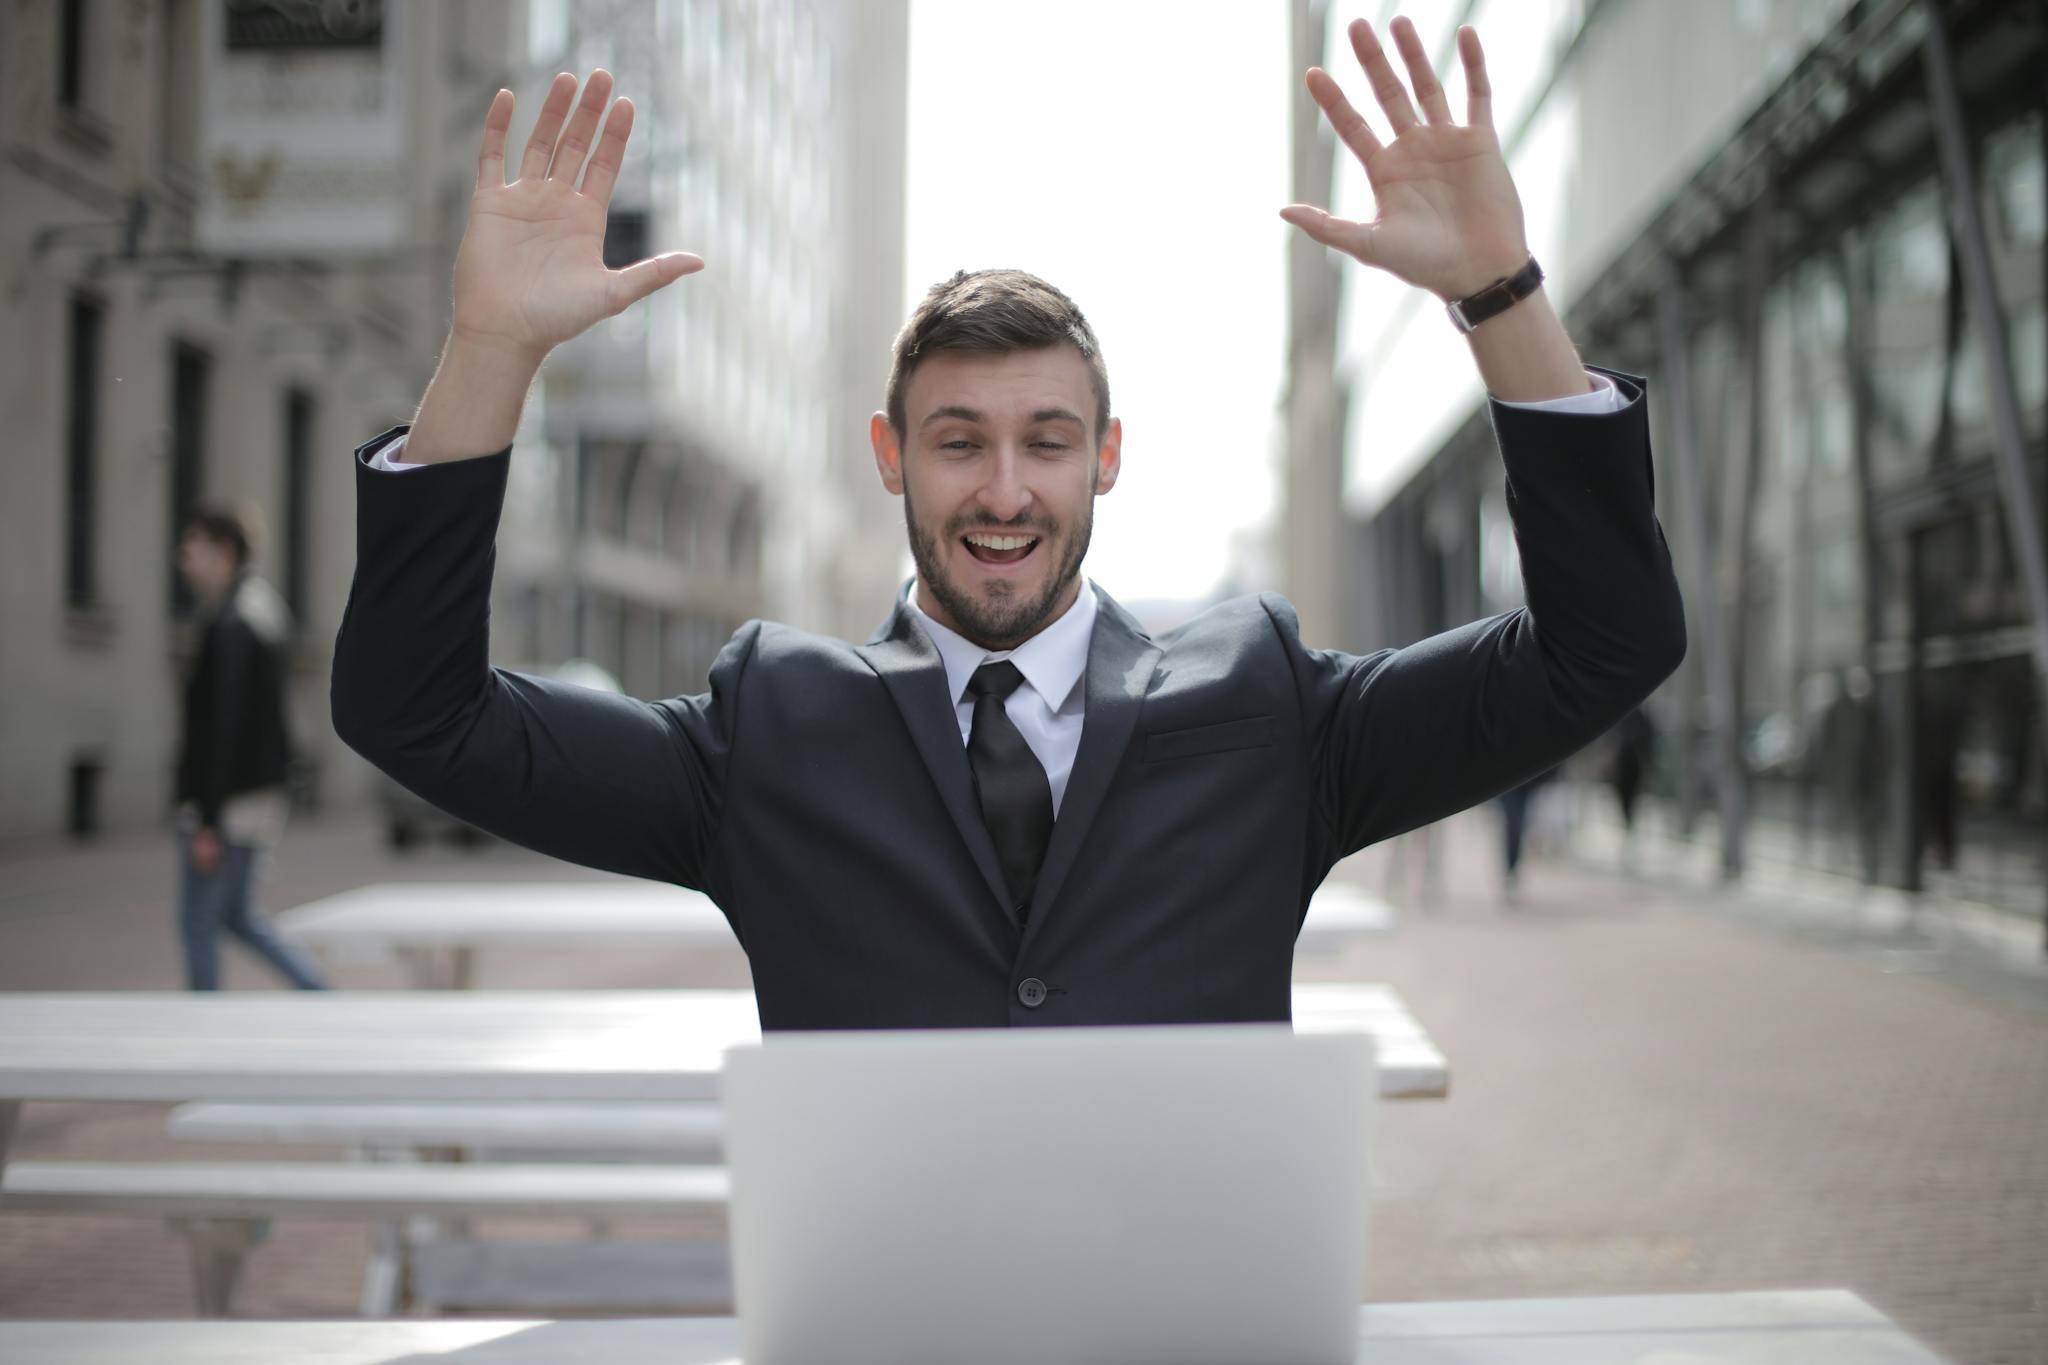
[4,0,2047,1361]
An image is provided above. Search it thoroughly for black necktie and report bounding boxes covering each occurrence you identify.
[964,661,1054,922]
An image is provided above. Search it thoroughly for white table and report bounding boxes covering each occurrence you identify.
[274,882,739,987]
[0,983,1447,1167]
[0,1290,1954,1362]
[276,881,1394,987]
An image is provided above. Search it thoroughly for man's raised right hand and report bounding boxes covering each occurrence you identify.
[452,70,702,363]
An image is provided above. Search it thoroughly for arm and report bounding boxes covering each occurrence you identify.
[331,434,750,892]
[1277,20,1684,861]
[1286,371,1685,862]
[332,71,734,893]
[189,615,254,841]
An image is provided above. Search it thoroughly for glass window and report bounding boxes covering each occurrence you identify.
[65,294,103,608]
[529,0,571,67]
[1871,180,1948,297]
[2009,298,2046,427]
[1987,113,2044,250]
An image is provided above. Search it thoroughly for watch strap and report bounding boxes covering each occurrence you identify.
[1446,256,1544,334]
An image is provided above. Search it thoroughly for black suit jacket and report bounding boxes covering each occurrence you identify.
[179,573,295,828]
[332,370,1684,1030]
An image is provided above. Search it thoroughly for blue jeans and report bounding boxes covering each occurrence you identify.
[177,832,327,991]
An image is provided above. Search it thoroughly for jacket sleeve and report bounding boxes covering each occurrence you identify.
[1282,369,1687,869]
[330,429,749,895]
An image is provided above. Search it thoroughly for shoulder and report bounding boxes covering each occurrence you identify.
[711,618,876,691]
[1156,592,1302,656]
[227,577,293,646]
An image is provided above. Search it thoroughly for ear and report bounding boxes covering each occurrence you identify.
[1092,417,1123,496]
[870,411,904,496]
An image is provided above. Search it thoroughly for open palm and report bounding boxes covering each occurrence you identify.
[452,70,701,361]
[1283,19,1530,302]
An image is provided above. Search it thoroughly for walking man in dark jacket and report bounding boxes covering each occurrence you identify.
[173,506,326,991]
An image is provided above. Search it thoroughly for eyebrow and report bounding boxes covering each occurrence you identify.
[918,405,1088,430]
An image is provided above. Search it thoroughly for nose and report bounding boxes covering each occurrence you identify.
[973,446,1034,523]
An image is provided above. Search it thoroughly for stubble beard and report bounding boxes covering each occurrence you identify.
[903,476,1093,651]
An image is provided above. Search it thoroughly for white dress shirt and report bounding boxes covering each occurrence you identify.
[360,372,1625,806]
[906,582,1097,817]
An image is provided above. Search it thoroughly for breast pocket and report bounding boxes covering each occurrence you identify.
[1142,715,1276,763]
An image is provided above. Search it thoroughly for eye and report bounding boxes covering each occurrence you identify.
[1031,440,1070,452]
[938,439,976,451]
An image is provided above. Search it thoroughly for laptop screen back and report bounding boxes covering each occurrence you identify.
[723,1024,1376,1365]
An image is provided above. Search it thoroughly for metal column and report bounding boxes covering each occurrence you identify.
[1656,259,1727,845]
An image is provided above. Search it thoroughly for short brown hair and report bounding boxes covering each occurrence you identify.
[182,503,257,568]
[886,269,1111,443]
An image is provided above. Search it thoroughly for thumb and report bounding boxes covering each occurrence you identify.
[605,251,704,316]
[1279,205,1375,264]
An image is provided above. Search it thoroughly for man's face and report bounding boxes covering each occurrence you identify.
[176,531,236,601]
[871,345,1121,650]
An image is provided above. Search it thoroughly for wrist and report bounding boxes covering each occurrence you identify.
[446,322,549,375]
[1462,286,1594,404]
[1436,247,1535,304]
[405,329,545,465]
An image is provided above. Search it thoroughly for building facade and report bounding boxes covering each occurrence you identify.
[484,0,909,703]
[1299,0,2046,926]
[0,0,470,842]
[1,0,910,844]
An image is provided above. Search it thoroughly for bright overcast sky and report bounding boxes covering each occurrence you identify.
[902,1,1291,604]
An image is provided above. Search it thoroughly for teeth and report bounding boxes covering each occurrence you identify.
[966,534,1037,551]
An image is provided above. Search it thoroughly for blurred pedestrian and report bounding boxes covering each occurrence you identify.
[1496,768,1555,903]
[1609,707,1655,870]
[1610,708,1654,827]
[173,505,326,991]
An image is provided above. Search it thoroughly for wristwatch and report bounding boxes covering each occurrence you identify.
[1446,256,1544,334]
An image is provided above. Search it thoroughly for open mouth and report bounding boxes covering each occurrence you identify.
[961,531,1041,567]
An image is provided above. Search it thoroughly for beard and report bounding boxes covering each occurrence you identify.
[903,476,1093,651]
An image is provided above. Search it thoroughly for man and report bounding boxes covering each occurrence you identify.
[333,19,1684,1028]
[175,506,327,991]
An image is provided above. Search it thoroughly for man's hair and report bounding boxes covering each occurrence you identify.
[886,269,1111,444]
[182,503,255,568]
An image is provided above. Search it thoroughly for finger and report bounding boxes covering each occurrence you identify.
[578,97,635,206]
[605,252,705,316]
[1304,68,1383,168]
[1349,19,1419,135]
[1390,16,1453,126]
[516,72,577,182]
[548,69,614,182]
[1279,205,1377,265]
[477,88,514,190]
[1458,26,1493,131]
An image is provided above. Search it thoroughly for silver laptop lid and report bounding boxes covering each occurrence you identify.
[723,1024,1376,1365]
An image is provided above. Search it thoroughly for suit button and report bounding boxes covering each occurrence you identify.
[1017,977,1048,1008]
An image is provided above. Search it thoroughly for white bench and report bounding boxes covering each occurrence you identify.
[0,1160,728,1316]
[408,1237,734,1315]
[166,1100,726,1160]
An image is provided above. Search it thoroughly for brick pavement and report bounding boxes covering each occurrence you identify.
[1,804,2043,1362]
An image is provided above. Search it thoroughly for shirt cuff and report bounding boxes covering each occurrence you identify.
[1493,370,1622,415]
[365,431,427,472]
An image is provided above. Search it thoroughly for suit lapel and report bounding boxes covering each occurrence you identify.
[855,598,1015,919]
[1021,587,1161,948]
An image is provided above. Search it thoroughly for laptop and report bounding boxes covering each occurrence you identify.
[721,1024,1376,1365]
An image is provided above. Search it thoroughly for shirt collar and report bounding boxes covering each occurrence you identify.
[907,580,1097,712]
